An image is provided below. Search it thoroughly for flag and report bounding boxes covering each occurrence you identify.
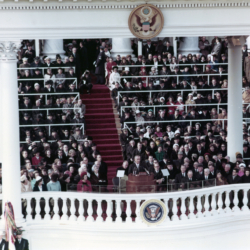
[4,202,18,250]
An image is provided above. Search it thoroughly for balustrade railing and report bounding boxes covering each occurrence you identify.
[14,183,250,224]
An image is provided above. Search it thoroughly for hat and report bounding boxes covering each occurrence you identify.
[153,55,157,58]
[45,57,51,61]
[16,228,25,236]
[34,83,39,87]
[135,110,141,114]
[112,65,118,70]
[151,67,156,71]
[146,126,151,129]
[174,130,180,135]
[236,153,243,159]
[36,176,42,182]
[125,67,129,71]
[22,57,28,61]
[20,175,27,182]
[23,113,29,117]
[148,109,153,113]
[239,163,246,168]
[75,127,80,131]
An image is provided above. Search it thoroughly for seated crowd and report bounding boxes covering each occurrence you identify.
[17,37,250,194]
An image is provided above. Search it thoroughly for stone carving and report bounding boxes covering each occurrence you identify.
[0,41,21,60]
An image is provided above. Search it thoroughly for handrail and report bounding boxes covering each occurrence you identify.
[18,183,250,224]
[19,123,84,136]
[19,107,81,116]
[18,92,80,103]
[118,88,227,106]
[124,119,227,132]
[17,77,78,88]
[117,63,229,67]
[120,103,228,117]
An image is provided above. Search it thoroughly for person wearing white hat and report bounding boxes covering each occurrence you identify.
[19,57,31,76]
[20,175,32,193]
[176,96,184,115]
[185,93,196,114]
[135,109,144,127]
[0,230,7,250]
[33,175,47,192]
[149,65,159,84]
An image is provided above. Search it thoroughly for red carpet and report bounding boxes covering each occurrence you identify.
[81,85,123,185]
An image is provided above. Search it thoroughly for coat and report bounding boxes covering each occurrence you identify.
[15,238,29,250]
[33,184,48,192]
[244,56,250,82]
[21,181,32,193]
[0,239,8,250]
[128,163,146,175]
[95,51,106,75]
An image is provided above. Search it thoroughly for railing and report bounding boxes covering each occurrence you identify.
[19,123,84,136]
[120,103,228,117]
[19,183,250,224]
[17,66,76,75]
[19,107,81,117]
[117,63,228,73]
[17,77,78,88]
[117,88,226,105]
[119,73,228,87]
[18,92,80,103]
[124,119,227,132]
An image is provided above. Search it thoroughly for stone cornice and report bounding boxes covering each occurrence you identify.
[0,1,249,10]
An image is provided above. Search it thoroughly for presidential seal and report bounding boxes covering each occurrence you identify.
[140,199,167,226]
[128,4,164,40]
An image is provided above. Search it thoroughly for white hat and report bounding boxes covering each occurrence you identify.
[135,110,141,114]
[34,83,39,87]
[151,67,156,71]
[173,144,179,148]
[177,96,183,102]
[160,97,165,101]
[239,163,246,168]
[125,67,129,71]
[188,93,193,96]
[45,57,51,61]
[22,57,28,61]
[146,126,151,129]
[175,130,180,135]
[36,176,42,182]
[20,175,27,182]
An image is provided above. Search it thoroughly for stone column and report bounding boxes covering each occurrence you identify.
[111,38,135,59]
[42,39,65,60]
[178,37,200,56]
[138,40,142,56]
[0,40,24,224]
[227,37,246,161]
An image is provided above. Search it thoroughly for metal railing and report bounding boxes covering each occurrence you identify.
[19,123,84,136]
[119,72,228,87]
[17,66,75,75]
[124,119,227,132]
[18,77,78,88]
[117,88,226,105]
[19,107,82,116]
[120,103,228,117]
[18,92,80,103]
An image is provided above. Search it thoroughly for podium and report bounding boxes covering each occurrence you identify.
[126,173,156,193]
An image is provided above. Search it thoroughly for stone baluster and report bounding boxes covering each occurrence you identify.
[224,191,231,213]
[203,194,210,217]
[196,195,202,218]
[135,199,142,223]
[116,200,122,223]
[210,193,217,216]
[87,199,94,222]
[171,198,178,221]
[53,197,60,221]
[61,197,68,221]
[105,199,113,223]
[217,192,222,215]
[43,197,51,221]
[233,189,241,213]
[180,197,188,221]
[242,188,250,212]
[69,198,76,221]
[96,200,103,222]
[126,200,132,223]
[26,198,32,221]
[78,198,84,222]
[189,196,196,219]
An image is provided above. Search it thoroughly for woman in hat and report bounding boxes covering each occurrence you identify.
[166,96,176,117]
[185,93,196,114]
[120,56,127,66]
[33,175,47,191]
[139,67,147,86]
[105,57,117,86]
[175,96,184,115]
[77,172,92,192]
[109,65,120,90]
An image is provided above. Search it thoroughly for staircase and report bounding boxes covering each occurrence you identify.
[81,84,123,185]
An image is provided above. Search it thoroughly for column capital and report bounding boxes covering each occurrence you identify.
[227,36,247,48]
[0,40,22,62]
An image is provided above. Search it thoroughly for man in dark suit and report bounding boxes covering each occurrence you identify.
[151,163,165,190]
[227,169,242,184]
[95,46,106,84]
[0,231,8,250]
[182,170,197,189]
[195,164,205,180]
[132,142,145,161]
[15,229,29,250]
[163,41,174,56]
[128,155,146,175]
[208,164,217,179]
[143,40,155,58]
[175,165,187,187]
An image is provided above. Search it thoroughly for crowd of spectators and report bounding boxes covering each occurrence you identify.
[17,37,250,195]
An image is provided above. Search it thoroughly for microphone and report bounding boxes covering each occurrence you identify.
[144,168,149,175]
